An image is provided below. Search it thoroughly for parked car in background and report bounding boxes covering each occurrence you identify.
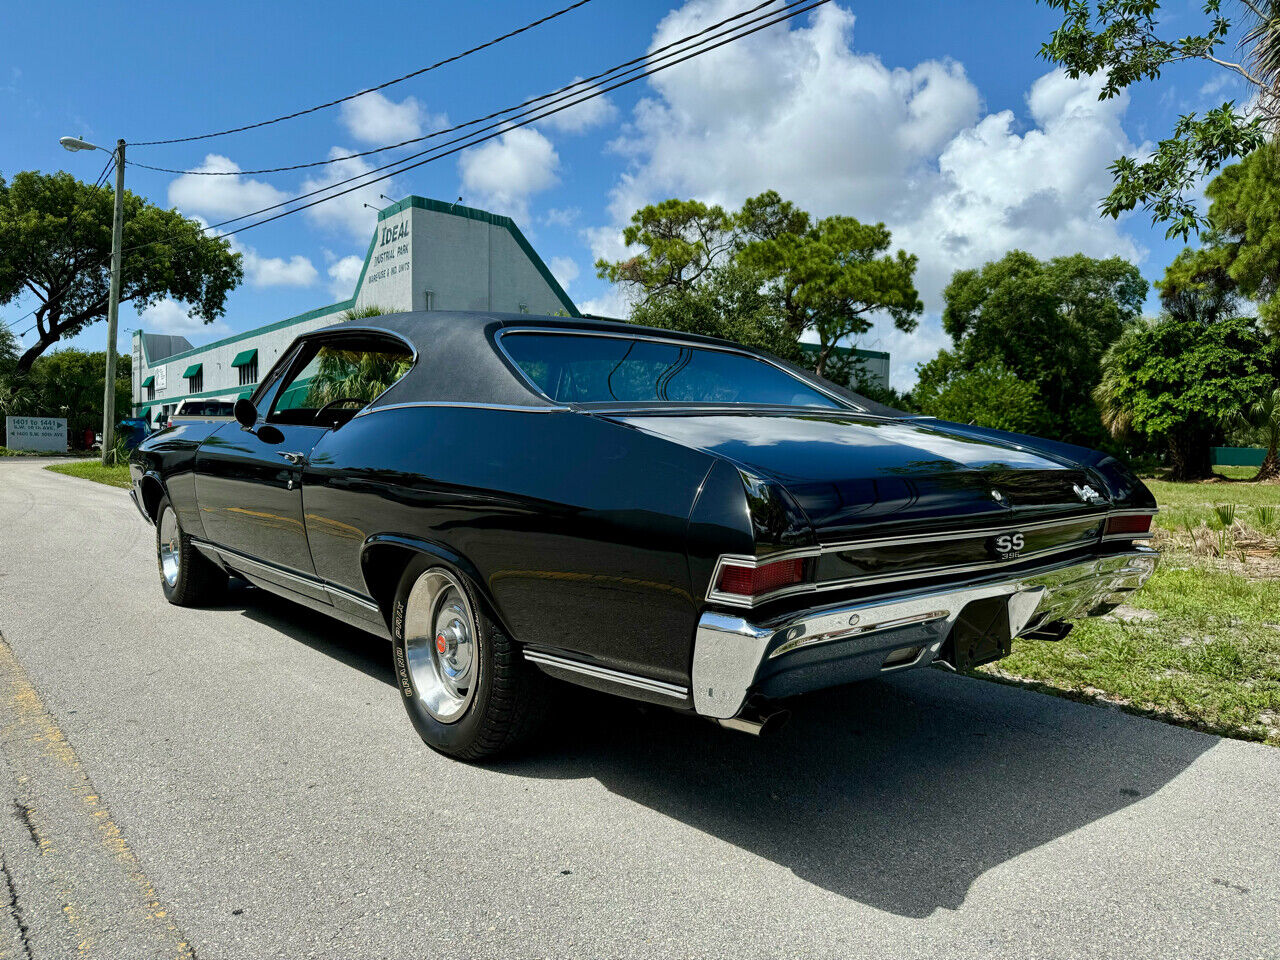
[164,399,236,429]
[116,417,152,451]
[128,311,1158,760]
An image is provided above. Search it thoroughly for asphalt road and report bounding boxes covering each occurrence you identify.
[0,457,1277,959]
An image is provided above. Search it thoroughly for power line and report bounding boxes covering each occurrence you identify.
[91,153,115,190]
[83,0,830,292]
[121,0,821,256]
[129,0,597,147]
[126,0,781,178]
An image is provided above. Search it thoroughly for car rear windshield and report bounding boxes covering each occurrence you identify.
[501,332,845,408]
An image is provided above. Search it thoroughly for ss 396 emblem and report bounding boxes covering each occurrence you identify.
[989,532,1025,558]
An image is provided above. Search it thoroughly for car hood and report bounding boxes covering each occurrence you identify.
[603,410,1105,541]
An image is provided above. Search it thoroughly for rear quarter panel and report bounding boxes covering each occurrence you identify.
[302,406,715,685]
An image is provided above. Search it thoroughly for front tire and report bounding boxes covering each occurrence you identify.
[391,557,546,760]
[156,495,227,606]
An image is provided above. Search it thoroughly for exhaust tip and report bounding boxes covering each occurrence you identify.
[714,704,791,737]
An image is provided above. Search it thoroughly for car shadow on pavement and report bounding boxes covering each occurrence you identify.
[224,583,397,687]
[501,671,1214,919]
[224,583,1213,920]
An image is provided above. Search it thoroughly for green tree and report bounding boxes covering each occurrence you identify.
[594,198,735,301]
[738,215,922,375]
[1039,0,1279,239]
[1203,139,1280,329]
[0,323,16,378]
[628,263,803,363]
[1227,386,1280,480]
[928,250,1147,445]
[1096,313,1275,480]
[0,170,243,378]
[2,349,131,448]
[914,357,1050,434]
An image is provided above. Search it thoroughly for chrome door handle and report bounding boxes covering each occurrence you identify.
[277,451,307,466]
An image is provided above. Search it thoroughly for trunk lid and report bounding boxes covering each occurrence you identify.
[604,410,1104,542]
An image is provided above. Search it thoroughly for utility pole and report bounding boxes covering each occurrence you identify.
[60,135,126,464]
[102,139,126,464]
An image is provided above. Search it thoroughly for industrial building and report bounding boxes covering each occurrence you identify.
[131,196,888,420]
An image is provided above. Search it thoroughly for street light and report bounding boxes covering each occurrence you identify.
[61,134,126,465]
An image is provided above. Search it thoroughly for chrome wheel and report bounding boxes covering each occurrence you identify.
[159,507,181,587]
[404,569,479,723]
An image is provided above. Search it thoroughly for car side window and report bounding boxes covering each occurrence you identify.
[266,335,414,427]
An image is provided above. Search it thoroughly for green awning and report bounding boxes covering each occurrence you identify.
[140,375,155,388]
[231,348,257,368]
[137,406,152,419]
[182,363,202,378]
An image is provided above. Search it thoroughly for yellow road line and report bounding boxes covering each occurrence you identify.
[0,632,195,959]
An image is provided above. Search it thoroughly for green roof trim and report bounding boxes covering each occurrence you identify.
[182,363,203,378]
[140,375,155,388]
[237,389,254,400]
[231,348,258,367]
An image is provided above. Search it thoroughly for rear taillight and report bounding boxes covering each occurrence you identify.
[1104,513,1153,537]
[715,557,805,599]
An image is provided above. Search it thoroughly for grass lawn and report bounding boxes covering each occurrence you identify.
[44,461,132,488]
[977,465,1280,745]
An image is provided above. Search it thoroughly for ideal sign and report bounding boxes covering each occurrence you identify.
[4,416,68,453]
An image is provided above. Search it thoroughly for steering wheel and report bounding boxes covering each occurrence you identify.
[315,397,366,423]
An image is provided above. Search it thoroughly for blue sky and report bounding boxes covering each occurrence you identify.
[0,0,1250,387]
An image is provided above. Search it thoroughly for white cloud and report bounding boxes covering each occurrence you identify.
[243,250,317,288]
[538,81,617,133]
[548,255,580,292]
[326,254,364,299]
[543,206,580,227]
[589,1,1144,388]
[301,148,392,241]
[168,154,289,219]
[218,234,317,288]
[457,127,559,221]
[340,91,441,143]
[136,299,230,337]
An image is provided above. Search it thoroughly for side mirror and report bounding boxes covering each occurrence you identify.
[234,397,258,430]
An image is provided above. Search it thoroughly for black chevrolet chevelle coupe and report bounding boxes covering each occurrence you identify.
[129,312,1158,758]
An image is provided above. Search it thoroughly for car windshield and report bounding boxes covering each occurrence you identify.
[501,332,845,408]
[180,402,233,416]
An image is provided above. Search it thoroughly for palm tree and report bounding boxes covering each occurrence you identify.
[1229,386,1280,481]
[1243,1,1280,129]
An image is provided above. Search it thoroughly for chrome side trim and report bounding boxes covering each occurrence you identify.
[692,548,1159,718]
[523,650,689,701]
[706,507,1157,608]
[192,539,380,612]
[494,326,864,412]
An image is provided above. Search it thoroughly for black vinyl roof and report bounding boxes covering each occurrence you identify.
[306,310,903,416]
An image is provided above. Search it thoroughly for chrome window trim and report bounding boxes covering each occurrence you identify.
[493,326,864,412]
[355,400,572,416]
[706,507,1157,608]
[523,650,689,700]
[266,325,418,423]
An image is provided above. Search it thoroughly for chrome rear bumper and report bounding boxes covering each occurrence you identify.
[691,548,1158,719]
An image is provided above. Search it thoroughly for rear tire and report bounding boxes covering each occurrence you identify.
[156,495,227,606]
[391,556,546,760]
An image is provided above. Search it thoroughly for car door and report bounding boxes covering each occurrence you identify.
[194,341,333,600]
